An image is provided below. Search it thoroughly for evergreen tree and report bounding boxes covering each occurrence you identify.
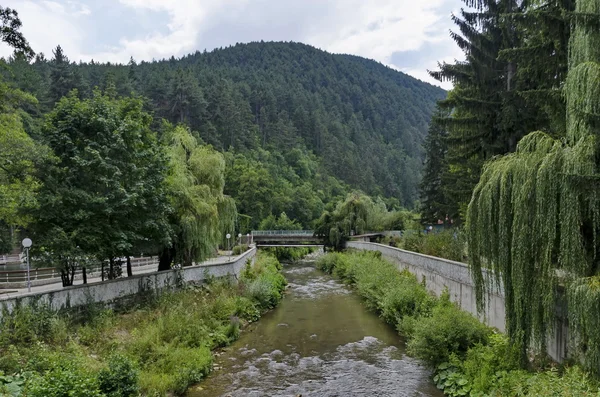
[48,45,86,105]
[420,108,453,224]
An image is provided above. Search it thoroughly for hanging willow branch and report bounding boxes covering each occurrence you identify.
[467,0,600,369]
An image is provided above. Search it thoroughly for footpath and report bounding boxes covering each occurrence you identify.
[0,255,235,301]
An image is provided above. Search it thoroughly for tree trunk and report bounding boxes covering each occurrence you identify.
[109,257,114,280]
[127,256,133,277]
[101,262,105,282]
[158,247,175,271]
[82,267,87,284]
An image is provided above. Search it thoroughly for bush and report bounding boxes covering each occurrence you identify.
[0,303,58,348]
[380,273,435,325]
[98,354,139,397]
[27,358,103,397]
[407,295,491,367]
[401,229,465,262]
[232,244,249,255]
[460,333,520,394]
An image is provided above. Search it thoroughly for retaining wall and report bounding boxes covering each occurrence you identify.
[0,248,256,316]
[346,241,566,362]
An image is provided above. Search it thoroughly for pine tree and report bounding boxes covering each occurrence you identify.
[429,0,570,219]
[48,45,87,105]
[420,108,454,224]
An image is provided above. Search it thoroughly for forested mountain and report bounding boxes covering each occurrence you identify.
[5,42,445,228]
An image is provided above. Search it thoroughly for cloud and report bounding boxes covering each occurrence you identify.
[2,0,463,87]
[0,0,84,59]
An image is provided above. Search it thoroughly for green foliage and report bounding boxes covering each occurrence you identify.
[427,0,573,222]
[459,333,521,394]
[407,296,491,367]
[0,303,61,347]
[98,354,139,397]
[315,192,410,249]
[490,366,600,397]
[27,357,103,397]
[161,123,236,268]
[467,0,600,364]
[0,372,26,397]
[258,212,302,231]
[232,244,249,255]
[242,253,287,309]
[433,362,471,397]
[32,91,170,282]
[401,229,465,262]
[263,247,313,262]
[0,252,285,396]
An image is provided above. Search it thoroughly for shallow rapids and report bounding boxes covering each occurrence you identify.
[188,260,442,397]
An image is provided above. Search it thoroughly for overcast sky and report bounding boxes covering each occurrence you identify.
[2,0,465,89]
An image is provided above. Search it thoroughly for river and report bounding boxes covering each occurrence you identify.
[188,258,443,397]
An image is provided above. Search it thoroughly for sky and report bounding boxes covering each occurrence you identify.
[1,0,465,89]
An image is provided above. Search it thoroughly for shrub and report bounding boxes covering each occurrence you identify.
[380,273,435,325]
[0,303,57,347]
[232,244,249,255]
[460,333,520,394]
[27,358,103,397]
[407,297,492,367]
[401,229,466,262]
[98,354,139,397]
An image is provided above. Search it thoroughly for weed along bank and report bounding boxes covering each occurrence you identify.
[347,241,567,362]
[318,250,599,396]
[0,250,291,396]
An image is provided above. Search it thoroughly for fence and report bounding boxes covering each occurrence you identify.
[251,230,314,236]
[0,256,159,288]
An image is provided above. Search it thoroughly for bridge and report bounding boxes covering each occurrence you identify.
[250,230,324,246]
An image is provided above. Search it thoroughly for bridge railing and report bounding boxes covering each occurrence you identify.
[251,230,315,236]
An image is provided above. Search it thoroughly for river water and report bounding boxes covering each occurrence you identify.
[189,260,443,397]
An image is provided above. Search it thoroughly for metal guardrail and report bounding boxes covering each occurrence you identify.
[251,230,314,236]
[0,256,158,283]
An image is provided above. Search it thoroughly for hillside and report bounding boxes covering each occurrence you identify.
[6,41,445,227]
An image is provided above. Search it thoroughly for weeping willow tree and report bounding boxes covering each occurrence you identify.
[467,0,600,369]
[159,124,236,270]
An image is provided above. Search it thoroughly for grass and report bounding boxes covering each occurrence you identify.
[0,252,286,396]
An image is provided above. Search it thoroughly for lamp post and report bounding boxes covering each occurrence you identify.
[226,233,231,260]
[247,233,251,246]
[238,233,242,247]
[22,238,32,292]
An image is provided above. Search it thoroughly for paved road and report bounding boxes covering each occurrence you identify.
[0,254,238,300]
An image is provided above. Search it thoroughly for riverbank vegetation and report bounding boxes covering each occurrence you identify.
[0,252,285,396]
[317,251,600,396]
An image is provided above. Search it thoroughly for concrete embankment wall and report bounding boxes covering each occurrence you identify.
[346,241,567,362]
[0,248,256,316]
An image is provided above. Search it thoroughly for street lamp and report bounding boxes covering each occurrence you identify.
[226,233,231,260]
[247,233,251,246]
[22,238,32,292]
[238,233,242,247]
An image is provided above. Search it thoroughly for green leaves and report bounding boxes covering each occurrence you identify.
[33,92,170,280]
[162,124,235,267]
